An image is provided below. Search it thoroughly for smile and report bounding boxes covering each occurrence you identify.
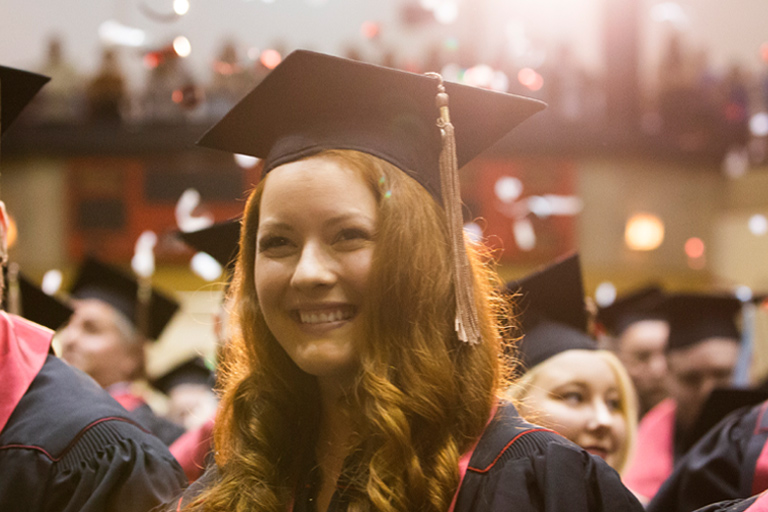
[297,306,355,325]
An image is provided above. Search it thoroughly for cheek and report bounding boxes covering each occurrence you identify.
[534,399,585,440]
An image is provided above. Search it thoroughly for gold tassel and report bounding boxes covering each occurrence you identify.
[426,72,482,345]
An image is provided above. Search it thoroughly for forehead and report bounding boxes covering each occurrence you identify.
[667,337,740,370]
[259,156,376,219]
[532,350,618,391]
[72,298,120,324]
[620,319,669,347]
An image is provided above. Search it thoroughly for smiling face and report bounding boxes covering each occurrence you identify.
[519,350,629,470]
[254,155,378,387]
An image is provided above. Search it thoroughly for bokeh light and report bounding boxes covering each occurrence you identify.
[361,21,380,39]
[750,112,768,137]
[98,20,146,47]
[494,176,523,203]
[191,252,223,281]
[517,68,543,91]
[513,218,536,251]
[173,0,190,16]
[5,214,17,248]
[595,282,617,307]
[132,231,158,278]
[247,47,260,61]
[41,269,63,296]
[234,153,260,169]
[173,36,192,57]
[749,214,768,235]
[434,1,459,24]
[463,222,483,243]
[625,213,665,251]
[684,237,705,259]
[761,42,768,63]
[260,49,282,69]
[735,285,753,302]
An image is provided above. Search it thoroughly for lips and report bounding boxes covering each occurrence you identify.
[584,446,611,460]
[296,305,356,325]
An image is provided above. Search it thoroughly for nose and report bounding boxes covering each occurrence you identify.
[290,242,336,290]
[648,353,668,379]
[588,399,615,431]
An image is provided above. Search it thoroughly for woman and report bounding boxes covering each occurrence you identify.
[505,254,638,475]
[173,50,642,511]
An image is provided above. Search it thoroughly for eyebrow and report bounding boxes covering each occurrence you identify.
[258,212,376,232]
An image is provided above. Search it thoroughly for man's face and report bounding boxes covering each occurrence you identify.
[617,319,669,413]
[58,299,141,388]
[666,338,740,431]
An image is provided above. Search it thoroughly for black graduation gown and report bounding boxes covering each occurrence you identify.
[0,354,188,512]
[692,494,765,512]
[648,402,768,512]
[176,403,642,511]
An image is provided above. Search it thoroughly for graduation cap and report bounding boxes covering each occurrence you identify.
[664,293,742,352]
[2,266,73,330]
[150,356,215,396]
[197,49,546,345]
[505,253,596,372]
[0,65,49,136]
[596,285,667,337]
[177,218,241,271]
[69,256,179,340]
[197,49,546,205]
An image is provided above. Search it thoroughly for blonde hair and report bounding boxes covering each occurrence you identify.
[187,150,515,512]
[508,349,638,474]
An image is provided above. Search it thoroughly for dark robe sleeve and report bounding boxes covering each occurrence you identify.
[692,496,760,512]
[454,406,643,512]
[648,405,761,512]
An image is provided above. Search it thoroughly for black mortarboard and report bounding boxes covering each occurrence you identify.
[664,293,742,352]
[69,256,180,340]
[150,356,215,395]
[177,219,241,270]
[2,268,73,330]
[197,49,546,205]
[506,253,596,371]
[596,285,667,337]
[0,66,49,136]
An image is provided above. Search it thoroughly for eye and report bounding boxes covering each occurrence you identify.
[333,227,373,249]
[558,391,584,405]
[606,397,622,412]
[258,235,293,254]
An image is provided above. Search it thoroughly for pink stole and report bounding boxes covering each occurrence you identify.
[622,398,676,501]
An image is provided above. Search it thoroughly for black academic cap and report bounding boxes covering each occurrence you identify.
[150,356,215,395]
[664,293,742,352]
[177,219,241,270]
[197,50,546,205]
[69,257,180,340]
[506,253,596,372]
[0,66,49,136]
[2,268,73,330]
[596,285,667,337]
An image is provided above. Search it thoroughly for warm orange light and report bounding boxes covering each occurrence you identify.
[685,237,705,259]
[260,49,282,69]
[625,213,665,251]
[361,21,380,39]
[761,42,768,63]
[517,68,543,91]
[5,215,17,249]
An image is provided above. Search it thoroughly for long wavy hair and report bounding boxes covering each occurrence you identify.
[186,150,513,511]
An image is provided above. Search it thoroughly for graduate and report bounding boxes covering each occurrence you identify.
[623,293,743,502]
[58,256,186,445]
[0,64,186,512]
[506,253,639,477]
[596,286,669,418]
[169,50,642,511]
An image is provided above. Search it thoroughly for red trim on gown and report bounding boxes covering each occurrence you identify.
[623,398,676,500]
[0,312,53,432]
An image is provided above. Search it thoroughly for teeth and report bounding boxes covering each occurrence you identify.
[299,308,352,324]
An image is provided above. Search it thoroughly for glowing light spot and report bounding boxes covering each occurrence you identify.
[464,65,495,89]
[594,282,617,307]
[132,231,158,278]
[378,176,386,185]
[434,1,459,24]
[761,42,768,63]
[650,2,688,25]
[144,52,161,69]
[750,112,768,137]
[42,270,63,296]
[749,214,768,235]
[191,252,223,281]
[260,49,282,69]
[440,63,463,83]
[517,68,543,91]
[173,0,190,15]
[420,0,439,9]
[5,214,17,248]
[464,222,483,243]
[361,21,380,39]
[625,213,665,251]
[722,147,750,178]
[98,20,146,47]
[173,36,192,58]
[247,47,260,61]
[234,154,260,169]
[172,89,184,104]
[735,285,753,302]
[491,70,509,92]
[685,237,705,259]
[494,176,523,203]
[513,218,536,251]
[384,190,392,199]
